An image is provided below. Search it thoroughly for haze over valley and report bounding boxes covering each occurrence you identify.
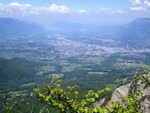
[0,0,150,112]
[0,17,150,92]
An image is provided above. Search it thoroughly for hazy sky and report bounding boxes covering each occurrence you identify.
[0,0,131,9]
[0,0,150,26]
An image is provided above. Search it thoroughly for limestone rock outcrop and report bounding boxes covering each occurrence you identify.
[111,74,150,113]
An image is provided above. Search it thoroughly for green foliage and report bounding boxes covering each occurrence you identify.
[0,58,38,93]
[2,73,150,113]
[107,91,142,113]
[2,92,47,113]
[3,92,22,113]
[34,75,110,113]
[107,72,150,113]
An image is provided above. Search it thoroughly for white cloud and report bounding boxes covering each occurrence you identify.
[116,10,123,13]
[144,1,150,7]
[78,9,86,13]
[7,2,36,16]
[49,4,69,13]
[100,7,112,11]
[0,2,71,16]
[8,2,32,7]
[96,8,124,14]
[130,6,145,10]
[129,0,150,11]
[96,7,112,14]
[129,0,141,5]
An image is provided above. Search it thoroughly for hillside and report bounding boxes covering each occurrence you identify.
[0,18,45,34]
[0,17,150,112]
[118,18,150,48]
[120,18,150,39]
[1,72,149,113]
[0,58,40,93]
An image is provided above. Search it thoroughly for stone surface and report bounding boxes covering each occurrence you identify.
[111,76,150,113]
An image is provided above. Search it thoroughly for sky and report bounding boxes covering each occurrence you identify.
[0,0,150,26]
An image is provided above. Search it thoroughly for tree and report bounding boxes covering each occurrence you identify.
[3,72,150,113]
[34,75,110,113]
[107,70,150,113]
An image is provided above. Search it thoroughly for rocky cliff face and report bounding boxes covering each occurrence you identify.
[111,74,150,113]
[111,83,131,102]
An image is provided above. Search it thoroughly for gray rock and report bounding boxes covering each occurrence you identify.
[111,75,150,113]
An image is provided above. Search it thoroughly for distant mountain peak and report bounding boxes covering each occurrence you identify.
[0,17,45,34]
[135,18,150,21]
[119,17,150,48]
[131,18,150,25]
[124,18,150,27]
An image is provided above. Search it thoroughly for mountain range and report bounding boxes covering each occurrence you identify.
[0,18,45,34]
[0,17,150,48]
[119,18,150,40]
[117,18,150,48]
